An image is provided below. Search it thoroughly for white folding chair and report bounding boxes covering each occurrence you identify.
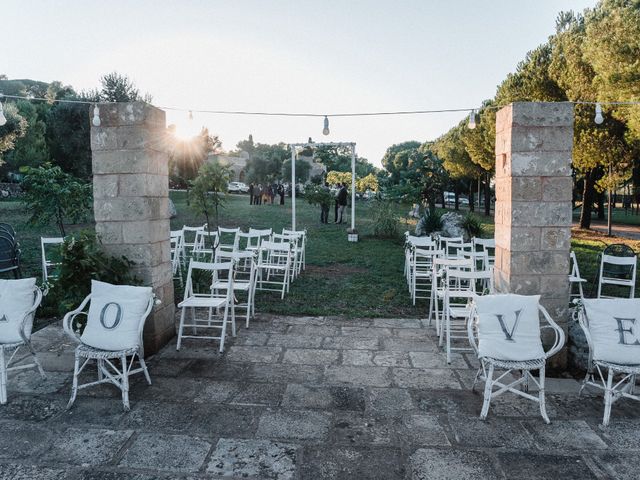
[63,280,155,411]
[177,260,236,353]
[405,236,436,287]
[41,237,64,283]
[410,246,442,305]
[181,225,205,258]
[256,241,292,299]
[429,257,473,335]
[0,278,46,404]
[473,237,496,267]
[467,294,565,423]
[441,268,493,364]
[283,228,307,272]
[170,231,184,286]
[272,233,300,280]
[569,251,587,300]
[193,230,219,261]
[217,227,240,253]
[462,250,490,273]
[597,254,637,299]
[247,228,273,252]
[214,250,258,328]
[576,298,640,426]
[438,236,464,260]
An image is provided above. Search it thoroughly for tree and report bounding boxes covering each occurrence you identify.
[245,142,288,183]
[21,164,92,237]
[169,127,221,188]
[0,102,27,169]
[313,145,376,176]
[3,100,51,173]
[282,158,312,183]
[381,141,422,183]
[356,173,379,193]
[99,72,152,103]
[188,161,231,250]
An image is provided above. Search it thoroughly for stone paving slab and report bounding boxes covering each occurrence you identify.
[2,314,639,479]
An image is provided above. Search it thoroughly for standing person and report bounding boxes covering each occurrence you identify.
[278,184,285,205]
[334,183,341,223]
[336,182,348,224]
[270,184,276,204]
[320,182,330,223]
[262,184,269,205]
[255,184,262,205]
[248,183,255,205]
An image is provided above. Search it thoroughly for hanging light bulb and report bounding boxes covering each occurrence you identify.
[0,94,7,127]
[92,104,101,127]
[468,110,476,129]
[188,110,194,121]
[594,103,604,125]
[322,116,330,135]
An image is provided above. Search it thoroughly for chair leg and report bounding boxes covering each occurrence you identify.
[139,353,152,385]
[67,353,80,409]
[0,347,7,405]
[471,367,482,392]
[219,306,228,354]
[97,359,105,381]
[538,367,550,424]
[120,354,130,411]
[480,362,494,420]
[176,308,186,351]
[25,341,46,379]
[602,367,614,427]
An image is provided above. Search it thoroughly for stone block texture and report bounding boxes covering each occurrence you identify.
[494,102,573,367]
[91,102,174,355]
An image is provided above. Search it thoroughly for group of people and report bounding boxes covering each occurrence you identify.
[320,182,348,224]
[249,183,286,205]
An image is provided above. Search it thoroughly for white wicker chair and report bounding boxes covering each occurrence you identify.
[467,294,565,423]
[0,279,46,404]
[575,298,640,426]
[63,283,155,411]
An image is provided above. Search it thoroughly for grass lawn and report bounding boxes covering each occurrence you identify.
[2,193,638,325]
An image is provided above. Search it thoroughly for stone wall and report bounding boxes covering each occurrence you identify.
[90,102,175,355]
[494,102,574,368]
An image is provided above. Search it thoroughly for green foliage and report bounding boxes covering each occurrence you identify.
[21,164,92,237]
[416,210,443,236]
[99,71,151,102]
[0,102,27,165]
[281,157,312,183]
[44,231,139,321]
[371,200,400,238]
[169,128,221,187]
[3,100,50,172]
[312,145,376,176]
[189,161,231,245]
[304,184,333,208]
[461,213,484,238]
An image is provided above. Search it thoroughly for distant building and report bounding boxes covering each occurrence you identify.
[207,151,249,182]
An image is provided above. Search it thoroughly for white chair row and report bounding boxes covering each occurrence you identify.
[569,250,637,300]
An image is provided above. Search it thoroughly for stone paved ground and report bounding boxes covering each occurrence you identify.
[2,314,639,479]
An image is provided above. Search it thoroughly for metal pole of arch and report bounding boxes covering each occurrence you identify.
[291,147,296,230]
[351,144,356,232]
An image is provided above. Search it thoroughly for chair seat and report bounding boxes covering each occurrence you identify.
[594,360,640,374]
[482,356,546,370]
[178,295,228,308]
[569,275,587,283]
[76,344,139,359]
[212,281,250,291]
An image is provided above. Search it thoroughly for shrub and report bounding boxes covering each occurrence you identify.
[44,231,139,323]
[372,200,400,238]
[416,210,443,236]
[461,213,484,238]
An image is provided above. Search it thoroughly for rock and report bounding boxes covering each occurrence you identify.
[440,212,467,240]
[168,198,177,219]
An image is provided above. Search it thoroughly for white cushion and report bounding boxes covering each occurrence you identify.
[583,298,640,365]
[80,280,152,351]
[476,294,545,361]
[0,278,37,344]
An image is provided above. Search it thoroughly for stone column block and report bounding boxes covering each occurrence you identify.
[91,102,174,356]
[493,102,574,369]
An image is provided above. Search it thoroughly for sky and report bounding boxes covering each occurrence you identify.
[3,0,597,167]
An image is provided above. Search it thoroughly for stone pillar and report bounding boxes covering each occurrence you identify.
[494,102,573,368]
[91,102,175,355]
